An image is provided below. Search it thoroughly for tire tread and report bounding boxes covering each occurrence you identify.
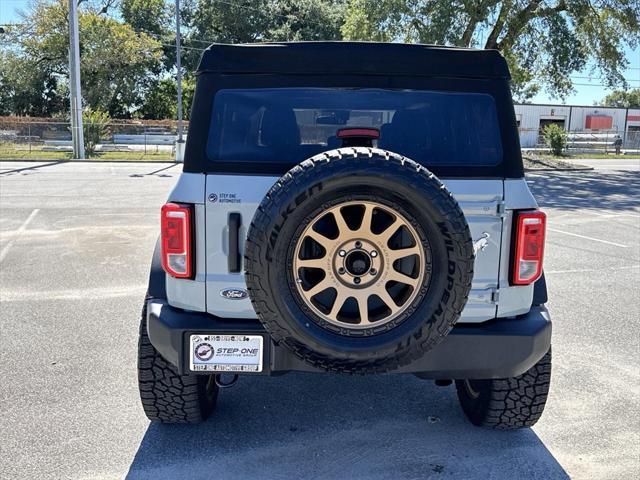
[455,350,552,429]
[137,299,217,423]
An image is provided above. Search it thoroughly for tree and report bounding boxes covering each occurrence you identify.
[181,0,347,71]
[0,50,68,116]
[121,0,171,36]
[0,0,163,117]
[543,123,568,155]
[600,88,640,108]
[140,76,196,120]
[0,58,10,116]
[78,12,164,116]
[120,0,178,73]
[82,108,111,155]
[342,0,640,101]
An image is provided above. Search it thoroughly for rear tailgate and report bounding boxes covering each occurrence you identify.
[204,175,504,323]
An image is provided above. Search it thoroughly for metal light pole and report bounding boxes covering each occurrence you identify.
[68,0,85,159]
[175,0,185,162]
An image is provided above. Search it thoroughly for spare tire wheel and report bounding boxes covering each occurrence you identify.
[245,148,474,373]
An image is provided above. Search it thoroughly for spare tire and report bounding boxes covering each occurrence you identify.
[245,148,473,373]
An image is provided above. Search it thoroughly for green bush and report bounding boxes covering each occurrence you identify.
[83,109,111,155]
[543,123,568,156]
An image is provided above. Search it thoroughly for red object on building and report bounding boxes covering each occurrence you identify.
[585,114,613,130]
[627,115,640,122]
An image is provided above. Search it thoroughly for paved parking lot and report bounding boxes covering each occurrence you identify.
[563,157,640,171]
[1,161,638,479]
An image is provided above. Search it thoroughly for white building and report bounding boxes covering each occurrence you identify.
[514,103,640,149]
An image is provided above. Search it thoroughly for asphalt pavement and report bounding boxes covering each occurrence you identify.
[564,157,640,171]
[0,161,638,479]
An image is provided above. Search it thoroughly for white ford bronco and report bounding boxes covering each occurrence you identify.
[138,42,551,429]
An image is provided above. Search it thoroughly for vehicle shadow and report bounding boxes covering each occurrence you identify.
[527,170,640,211]
[126,373,569,480]
[129,163,179,178]
[0,160,67,176]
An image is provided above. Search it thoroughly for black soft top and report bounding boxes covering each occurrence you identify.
[196,42,511,79]
[186,42,523,178]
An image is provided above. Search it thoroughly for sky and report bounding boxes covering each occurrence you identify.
[2,0,639,106]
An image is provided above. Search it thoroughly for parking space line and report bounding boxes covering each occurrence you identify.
[546,265,639,274]
[549,214,640,227]
[571,209,611,217]
[547,227,628,248]
[0,209,40,263]
[0,284,147,301]
[547,205,638,215]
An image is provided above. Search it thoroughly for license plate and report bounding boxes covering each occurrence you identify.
[190,334,263,372]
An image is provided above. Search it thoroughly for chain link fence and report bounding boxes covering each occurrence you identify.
[2,117,639,161]
[0,118,186,161]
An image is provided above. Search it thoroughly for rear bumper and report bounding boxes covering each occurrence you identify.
[146,299,551,379]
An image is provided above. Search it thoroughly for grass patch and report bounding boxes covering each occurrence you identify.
[532,152,640,160]
[82,151,173,161]
[0,143,173,161]
[563,152,640,160]
[523,155,592,171]
[0,145,73,160]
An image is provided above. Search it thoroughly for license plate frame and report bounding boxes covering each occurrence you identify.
[189,334,264,373]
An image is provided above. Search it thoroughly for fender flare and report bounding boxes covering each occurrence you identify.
[147,237,167,300]
[532,272,548,306]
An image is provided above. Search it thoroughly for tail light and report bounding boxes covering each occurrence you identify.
[511,210,546,285]
[161,203,193,278]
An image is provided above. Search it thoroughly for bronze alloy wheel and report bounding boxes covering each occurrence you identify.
[293,201,429,330]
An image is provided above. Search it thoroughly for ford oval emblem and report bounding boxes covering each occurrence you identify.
[220,288,248,300]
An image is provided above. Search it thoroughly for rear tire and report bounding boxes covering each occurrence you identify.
[455,349,551,429]
[137,298,218,423]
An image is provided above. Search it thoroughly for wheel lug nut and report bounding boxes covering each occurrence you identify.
[370,268,377,275]
[355,241,362,248]
[338,267,345,275]
[353,277,361,284]
[370,250,378,258]
[338,250,346,257]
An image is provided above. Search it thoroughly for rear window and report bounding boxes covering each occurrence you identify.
[207,88,503,166]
